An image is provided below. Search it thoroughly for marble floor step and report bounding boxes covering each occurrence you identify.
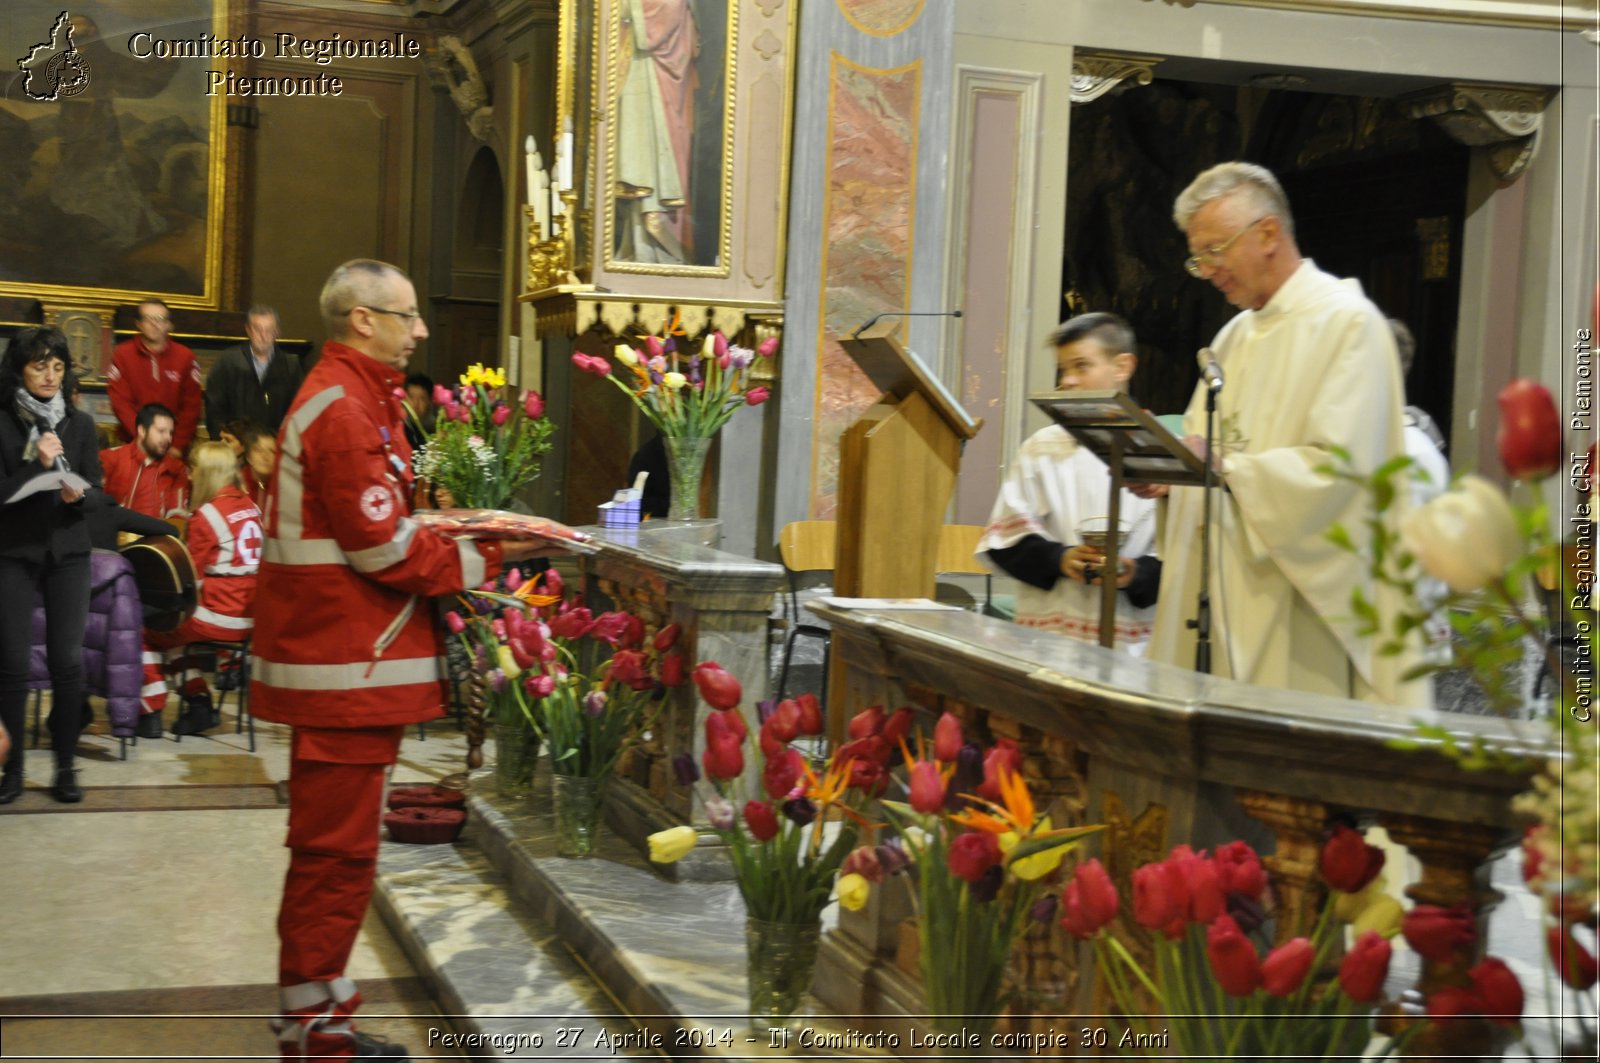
[376,832,664,1059]
[377,773,891,1060]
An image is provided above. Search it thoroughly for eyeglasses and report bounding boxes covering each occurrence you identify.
[1184,216,1268,277]
[347,306,422,324]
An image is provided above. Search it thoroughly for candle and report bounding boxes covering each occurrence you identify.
[524,135,537,204]
[558,118,574,190]
[551,164,564,218]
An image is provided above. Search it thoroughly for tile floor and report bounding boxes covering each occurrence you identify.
[0,699,473,1061]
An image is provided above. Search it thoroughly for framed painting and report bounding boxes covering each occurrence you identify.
[603,0,735,276]
[0,0,228,309]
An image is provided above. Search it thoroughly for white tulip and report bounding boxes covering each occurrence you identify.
[1399,474,1522,594]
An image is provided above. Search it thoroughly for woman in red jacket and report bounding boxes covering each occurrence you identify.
[138,442,262,737]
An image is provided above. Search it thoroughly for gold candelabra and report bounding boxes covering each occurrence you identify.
[524,188,583,294]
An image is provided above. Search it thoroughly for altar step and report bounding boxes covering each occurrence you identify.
[375,776,889,1060]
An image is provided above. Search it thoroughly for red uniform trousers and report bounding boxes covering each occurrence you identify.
[273,724,403,1061]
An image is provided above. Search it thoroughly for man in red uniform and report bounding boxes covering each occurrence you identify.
[107,298,203,453]
[251,260,554,1062]
[99,403,189,520]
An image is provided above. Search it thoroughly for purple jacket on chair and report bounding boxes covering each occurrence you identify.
[30,549,144,737]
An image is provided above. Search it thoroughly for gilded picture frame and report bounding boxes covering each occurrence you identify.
[602,0,736,277]
[0,0,229,310]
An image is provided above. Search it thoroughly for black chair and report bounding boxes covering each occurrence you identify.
[775,520,835,705]
[180,637,255,751]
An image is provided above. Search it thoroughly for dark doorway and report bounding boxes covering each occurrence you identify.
[1063,78,1467,446]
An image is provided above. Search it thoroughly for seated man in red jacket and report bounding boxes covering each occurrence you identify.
[252,259,565,1062]
[107,298,203,454]
[99,403,189,521]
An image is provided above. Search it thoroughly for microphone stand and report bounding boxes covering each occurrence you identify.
[1188,383,1219,674]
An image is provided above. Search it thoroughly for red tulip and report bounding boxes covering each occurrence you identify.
[847,705,885,740]
[880,707,914,749]
[659,651,686,687]
[1213,840,1266,900]
[1185,856,1226,924]
[692,662,742,710]
[842,846,885,884]
[1206,915,1261,997]
[745,386,770,406]
[743,800,779,842]
[1548,925,1599,990]
[653,623,682,652]
[608,649,652,690]
[703,733,744,781]
[758,724,786,760]
[1339,931,1392,1003]
[1320,824,1386,893]
[794,693,823,736]
[491,404,510,426]
[1132,863,1183,934]
[1403,904,1477,963]
[1496,378,1563,480]
[978,740,1023,802]
[932,712,963,762]
[1425,985,1480,1020]
[525,673,555,698]
[762,748,805,800]
[522,389,545,419]
[846,757,888,796]
[704,707,747,744]
[765,699,801,743]
[1057,859,1118,940]
[947,831,1002,883]
[1261,937,1315,997]
[548,606,595,640]
[907,760,946,813]
[1466,957,1523,1025]
[590,611,635,647]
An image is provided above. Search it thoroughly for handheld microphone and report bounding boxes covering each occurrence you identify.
[850,309,963,339]
[1197,347,1224,394]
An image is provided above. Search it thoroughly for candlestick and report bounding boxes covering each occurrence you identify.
[558,118,574,190]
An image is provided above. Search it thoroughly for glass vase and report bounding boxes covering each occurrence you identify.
[492,721,540,798]
[663,435,712,521]
[744,916,822,1032]
[551,772,604,857]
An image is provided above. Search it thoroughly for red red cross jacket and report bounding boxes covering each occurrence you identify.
[186,484,262,641]
[99,442,190,520]
[249,341,502,729]
[107,337,204,451]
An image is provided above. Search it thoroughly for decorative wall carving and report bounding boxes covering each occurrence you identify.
[1069,52,1162,106]
[430,35,494,143]
[1404,82,1551,182]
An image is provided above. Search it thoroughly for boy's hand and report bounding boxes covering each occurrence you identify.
[1063,545,1134,587]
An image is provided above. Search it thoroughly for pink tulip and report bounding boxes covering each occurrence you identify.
[745,386,770,406]
[433,384,453,406]
[523,390,545,419]
[491,404,510,426]
[645,335,664,359]
[757,336,779,358]
[391,386,406,402]
[445,611,465,634]
[907,760,946,813]
[461,385,477,406]
[456,405,472,423]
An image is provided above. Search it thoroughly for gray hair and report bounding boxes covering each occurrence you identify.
[1173,162,1296,239]
[1388,318,1416,377]
[319,259,409,336]
[246,303,279,325]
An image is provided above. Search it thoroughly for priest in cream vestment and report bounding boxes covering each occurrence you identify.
[1149,163,1428,707]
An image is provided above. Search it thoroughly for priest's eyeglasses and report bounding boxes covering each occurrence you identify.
[1184,216,1268,277]
[346,306,422,324]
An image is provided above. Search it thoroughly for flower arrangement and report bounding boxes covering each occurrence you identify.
[1058,824,1523,1058]
[571,327,776,440]
[413,362,554,510]
[647,685,893,1026]
[1326,375,1592,1055]
[447,566,686,852]
[840,711,1101,1042]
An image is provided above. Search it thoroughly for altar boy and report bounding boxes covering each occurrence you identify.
[978,312,1161,653]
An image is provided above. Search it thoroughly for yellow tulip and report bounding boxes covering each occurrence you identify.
[663,371,688,390]
[486,367,506,389]
[495,644,521,681]
[837,872,871,911]
[1350,894,1404,938]
[647,825,698,863]
[1331,874,1387,923]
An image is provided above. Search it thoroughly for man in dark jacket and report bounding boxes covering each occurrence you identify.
[203,305,304,437]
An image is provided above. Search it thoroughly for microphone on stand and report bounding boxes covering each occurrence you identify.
[1197,347,1224,394]
[850,309,963,339]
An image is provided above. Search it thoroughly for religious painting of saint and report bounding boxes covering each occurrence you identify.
[0,0,225,305]
[606,0,732,273]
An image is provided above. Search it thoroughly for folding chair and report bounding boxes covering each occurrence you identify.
[776,520,836,704]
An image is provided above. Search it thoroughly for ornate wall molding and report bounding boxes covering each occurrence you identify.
[1149,0,1596,30]
[1404,82,1552,182]
[1069,52,1162,106]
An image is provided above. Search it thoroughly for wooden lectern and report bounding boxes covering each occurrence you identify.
[834,321,982,601]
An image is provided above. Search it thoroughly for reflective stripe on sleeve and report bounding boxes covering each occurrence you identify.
[346,517,418,574]
[458,536,485,588]
[192,605,253,632]
[276,386,345,540]
[263,538,346,566]
[250,655,441,690]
